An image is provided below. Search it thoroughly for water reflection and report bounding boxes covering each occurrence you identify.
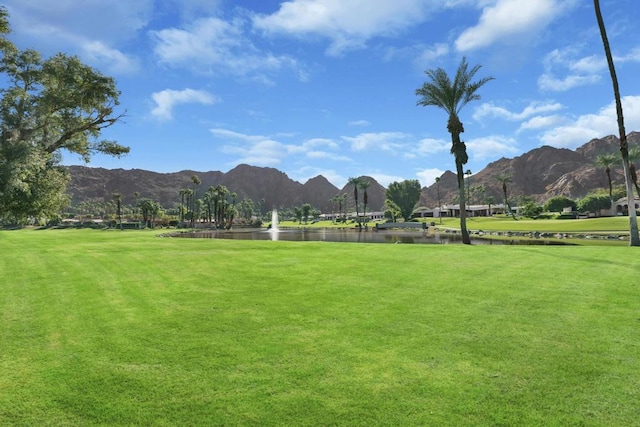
[171,228,568,245]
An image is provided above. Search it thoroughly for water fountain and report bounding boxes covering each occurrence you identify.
[269,209,279,240]
[271,209,279,231]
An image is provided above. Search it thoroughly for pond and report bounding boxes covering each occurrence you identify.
[169,228,570,245]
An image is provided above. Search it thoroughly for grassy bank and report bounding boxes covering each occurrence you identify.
[1,229,639,425]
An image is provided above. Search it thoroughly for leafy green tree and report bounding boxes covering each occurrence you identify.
[544,196,577,213]
[520,200,543,219]
[416,57,494,244]
[594,0,639,245]
[294,206,303,224]
[385,179,421,221]
[302,203,312,224]
[0,9,126,224]
[383,199,401,222]
[577,194,611,214]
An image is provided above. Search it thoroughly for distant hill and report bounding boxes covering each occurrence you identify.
[419,132,640,206]
[66,164,387,213]
[67,132,639,211]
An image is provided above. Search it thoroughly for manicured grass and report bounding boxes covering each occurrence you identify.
[278,216,631,233]
[442,216,631,233]
[1,229,639,425]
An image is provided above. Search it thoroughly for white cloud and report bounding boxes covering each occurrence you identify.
[538,47,604,92]
[455,0,569,52]
[517,115,566,132]
[306,151,352,162]
[538,73,601,92]
[81,40,139,74]
[617,46,640,63]
[342,132,412,151]
[3,0,150,74]
[151,88,217,121]
[540,95,640,148]
[415,43,450,65]
[252,0,432,56]
[211,128,346,167]
[4,0,153,44]
[385,42,449,68]
[348,119,371,127]
[416,138,450,155]
[302,138,339,149]
[466,135,519,160]
[151,17,304,81]
[474,101,564,122]
[416,168,446,187]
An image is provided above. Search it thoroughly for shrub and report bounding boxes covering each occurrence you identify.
[544,196,576,213]
[521,201,543,219]
[577,194,611,213]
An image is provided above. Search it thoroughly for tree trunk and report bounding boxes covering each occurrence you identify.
[595,0,640,245]
[455,159,470,244]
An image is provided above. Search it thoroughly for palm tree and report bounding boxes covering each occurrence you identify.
[496,174,516,220]
[486,195,495,217]
[190,175,201,228]
[465,169,472,206]
[133,191,140,227]
[435,177,442,224]
[628,146,640,198]
[112,192,122,229]
[595,152,618,208]
[359,179,371,226]
[348,177,363,227]
[594,0,640,245]
[416,57,494,244]
[330,195,341,223]
[179,188,189,223]
[341,193,348,220]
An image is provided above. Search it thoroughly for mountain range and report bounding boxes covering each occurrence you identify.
[67,132,640,212]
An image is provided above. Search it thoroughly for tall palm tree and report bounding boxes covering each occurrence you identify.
[112,192,122,229]
[628,146,640,198]
[435,177,442,224]
[348,177,363,227]
[359,179,371,226]
[190,175,201,228]
[133,191,140,227]
[416,57,494,244]
[179,188,189,223]
[594,0,639,246]
[496,174,516,220]
[341,193,348,220]
[595,152,618,208]
[465,169,472,206]
[331,195,341,223]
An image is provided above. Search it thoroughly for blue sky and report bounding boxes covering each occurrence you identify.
[4,0,640,188]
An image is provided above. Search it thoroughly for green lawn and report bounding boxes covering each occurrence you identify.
[1,229,639,425]
[278,216,632,233]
